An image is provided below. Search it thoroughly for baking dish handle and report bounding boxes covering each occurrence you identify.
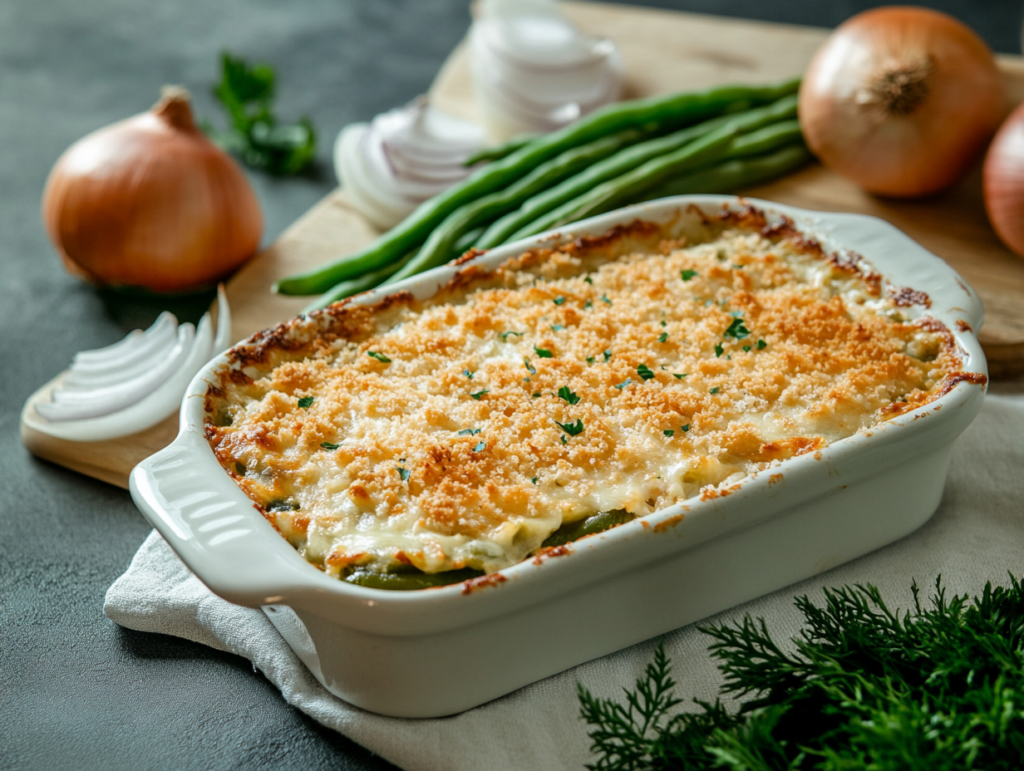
[129,427,312,608]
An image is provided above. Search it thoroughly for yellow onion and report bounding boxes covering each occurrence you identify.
[42,86,262,293]
[799,7,1005,198]
[984,102,1024,257]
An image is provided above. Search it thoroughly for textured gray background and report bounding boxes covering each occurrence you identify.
[1,1,1020,769]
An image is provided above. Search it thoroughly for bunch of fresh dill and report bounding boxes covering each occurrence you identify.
[579,577,1024,770]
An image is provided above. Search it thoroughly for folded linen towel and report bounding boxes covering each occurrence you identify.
[105,393,1024,771]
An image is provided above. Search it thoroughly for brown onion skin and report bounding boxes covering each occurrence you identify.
[984,101,1024,257]
[799,7,1005,198]
[42,88,262,293]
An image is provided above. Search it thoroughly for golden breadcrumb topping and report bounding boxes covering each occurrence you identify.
[204,209,964,579]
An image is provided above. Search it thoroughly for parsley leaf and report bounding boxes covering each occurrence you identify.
[583,276,593,285]
[658,332,669,343]
[584,298,593,309]
[681,424,690,432]
[601,294,612,305]
[458,428,481,435]
[551,324,565,332]
[614,379,633,390]
[534,346,553,359]
[396,466,410,481]
[681,269,698,281]
[206,53,316,176]
[603,350,612,362]
[757,339,767,350]
[469,389,489,400]
[320,442,340,450]
[553,296,566,306]
[586,356,595,365]
[723,317,750,340]
[715,342,724,358]
[531,476,538,484]
[524,357,537,375]
[532,392,541,398]
[463,369,474,379]
[743,345,752,352]
[709,386,720,395]
[673,373,688,379]
[473,441,486,452]
[636,363,656,381]
[367,351,391,363]
[560,435,568,445]
[297,396,314,409]
[555,418,584,437]
[663,429,674,437]
[499,331,524,341]
[558,386,580,405]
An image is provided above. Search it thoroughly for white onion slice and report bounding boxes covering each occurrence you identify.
[468,0,623,140]
[70,312,178,373]
[28,289,231,442]
[335,99,486,230]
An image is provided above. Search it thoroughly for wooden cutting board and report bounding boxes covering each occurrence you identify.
[20,1,1024,489]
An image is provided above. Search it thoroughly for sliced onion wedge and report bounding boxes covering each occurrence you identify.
[28,287,231,442]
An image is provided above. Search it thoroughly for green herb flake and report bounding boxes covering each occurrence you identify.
[601,294,612,305]
[743,345,752,352]
[681,424,690,432]
[584,298,593,309]
[531,477,538,484]
[297,396,314,409]
[469,389,490,400]
[723,317,750,340]
[551,324,565,332]
[680,269,698,282]
[673,373,688,379]
[658,332,669,343]
[499,330,524,341]
[560,435,568,445]
[457,428,481,436]
[534,346,553,359]
[715,342,724,358]
[320,442,340,450]
[614,379,633,390]
[396,466,410,481]
[636,363,656,381]
[463,369,474,379]
[757,339,767,350]
[532,392,542,398]
[603,349,612,362]
[557,386,580,405]
[583,276,593,285]
[367,350,392,363]
[555,418,584,437]
[553,296,566,306]
[663,429,674,437]
[524,357,537,375]
[709,386,720,395]
[586,356,595,365]
[473,441,486,453]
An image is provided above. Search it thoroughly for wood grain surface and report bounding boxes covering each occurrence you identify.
[21,1,1024,489]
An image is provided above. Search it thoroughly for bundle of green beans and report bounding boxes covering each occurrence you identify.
[277,78,810,310]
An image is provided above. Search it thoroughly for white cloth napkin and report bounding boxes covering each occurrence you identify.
[105,393,1024,771]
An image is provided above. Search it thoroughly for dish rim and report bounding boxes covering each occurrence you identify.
[135,194,989,621]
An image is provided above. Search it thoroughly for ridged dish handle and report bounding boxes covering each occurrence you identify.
[129,427,312,608]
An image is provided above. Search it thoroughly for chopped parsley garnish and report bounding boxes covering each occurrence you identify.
[658,332,669,343]
[709,386,720,395]
[673,373,688,379]
[601,294,612,305]
[681,424,690,432]
[524,357,537,375]
[715,342,724,358]
[757,339,767,350]
[560,435,568,445]
[680,269,698,281]
[636,363,656,381]
[555,418,585,437]
[396,466,410,481]
[463,368,474,379]
[499,330,524,341]
[320,442,340,450]
[458,428,481,435]
[297,396,314,409]
[266,499,300,512]
[723,317,750,340]
[603,349,612,362]
[663,429,674,437]
[534,346,553,359]
[583,276,593,285]
[660,319,667,327]
[367,351,391,363]
[586,356,595,365]
[743,345,752,352]
[469,389,489,400]
[553,296,566,306]
[473,441,486,453]
[551,324,565,332]
[532,392,541,398]
[614,379,633,390]
[531,477,538,484]
[584,298,593,310]
[557,386,580,405]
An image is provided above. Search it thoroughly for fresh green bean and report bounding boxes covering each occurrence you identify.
[301,260,405,312]
[463,133,538,166]
[529,118,805,233]
[637,143,812,202]
[344,567,483,591]
[383,130,644,286]
[454,225,486,254]
[540,510,635,549]
[478,93,798,249]
[272,78,800,295]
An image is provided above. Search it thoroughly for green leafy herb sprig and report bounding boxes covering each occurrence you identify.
[205,52,316,176]
[579,576,1024,770]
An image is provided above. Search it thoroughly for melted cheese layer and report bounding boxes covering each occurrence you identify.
[205,221,959,579]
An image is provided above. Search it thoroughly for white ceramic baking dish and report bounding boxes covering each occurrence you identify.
[130,196,988,718]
